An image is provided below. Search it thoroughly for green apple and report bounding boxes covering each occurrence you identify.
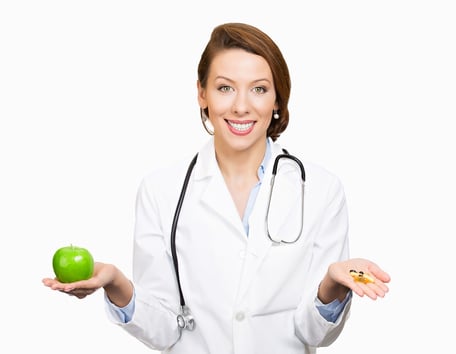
[52,245,94,283]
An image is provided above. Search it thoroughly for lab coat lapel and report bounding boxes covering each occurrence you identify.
[235,181,273,301]
[194,139,246,239]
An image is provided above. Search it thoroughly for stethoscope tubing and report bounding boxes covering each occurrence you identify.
[170,153,198,309]
[169,149,305,331]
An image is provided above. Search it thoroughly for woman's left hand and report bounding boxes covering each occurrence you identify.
[333,258,390,299]
[319,258,391,303]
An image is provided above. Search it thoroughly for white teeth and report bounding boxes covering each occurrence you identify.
[228,121,254,131]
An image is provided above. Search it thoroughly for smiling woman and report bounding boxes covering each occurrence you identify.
[42,22,390,354]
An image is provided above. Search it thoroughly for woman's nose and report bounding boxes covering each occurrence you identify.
[232,91,250,115]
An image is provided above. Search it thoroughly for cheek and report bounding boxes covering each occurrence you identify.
[207,96,232,116]
[252,100,275,119]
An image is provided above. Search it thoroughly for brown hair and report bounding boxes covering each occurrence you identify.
[197,23,291,141]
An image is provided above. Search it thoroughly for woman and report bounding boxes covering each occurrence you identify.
[43,22,390,353]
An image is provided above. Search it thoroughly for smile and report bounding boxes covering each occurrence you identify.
[226,120,255,132]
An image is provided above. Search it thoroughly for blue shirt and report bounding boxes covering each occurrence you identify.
[242,139,271,235]
[107,139,350,323]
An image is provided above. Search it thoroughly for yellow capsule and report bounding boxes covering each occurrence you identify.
[349,269,374,284]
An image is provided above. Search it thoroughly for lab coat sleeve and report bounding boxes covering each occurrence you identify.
[294,174,352,347]
[104,290,135,323]
[105,175,181,350]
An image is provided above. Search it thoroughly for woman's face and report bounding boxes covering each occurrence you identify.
[198,48,278,154]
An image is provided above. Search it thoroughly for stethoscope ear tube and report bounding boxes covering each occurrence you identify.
[271,153,306,182]
[170,153,198,331]
[267,151,306,244]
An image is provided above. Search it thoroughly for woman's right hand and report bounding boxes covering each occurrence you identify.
[42,262,117,299]
[43,262,134,307]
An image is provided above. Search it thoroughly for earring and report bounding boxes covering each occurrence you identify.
[273,110,280,120]
[200,108,214,135]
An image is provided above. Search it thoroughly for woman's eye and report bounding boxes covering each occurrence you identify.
[253,87,266,94]
[219,86,233,93]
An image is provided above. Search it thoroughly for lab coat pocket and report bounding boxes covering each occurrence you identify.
[249,241,313,316]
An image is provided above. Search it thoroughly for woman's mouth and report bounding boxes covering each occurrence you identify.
[226,120,255,135]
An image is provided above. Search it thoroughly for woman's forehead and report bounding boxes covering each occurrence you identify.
[209,49,273,82]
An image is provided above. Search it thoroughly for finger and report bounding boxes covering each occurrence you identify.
[365,283,388,300]
[370,279,389,296]
[65,291,88,299]
[364,262,391,283]
[42,278,53,287]
[66,288,96,297]
[42,277,61,286]
[339,272,367,298]
[358,279,390,300]
[42,278,70,291]
[350,282,366,298]
[370,267,391,284]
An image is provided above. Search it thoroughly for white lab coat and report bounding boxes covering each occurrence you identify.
[107,137,351,353]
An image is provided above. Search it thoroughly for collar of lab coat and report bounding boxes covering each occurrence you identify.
[191,137,284,180]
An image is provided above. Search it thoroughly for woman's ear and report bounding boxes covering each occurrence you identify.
[197,80,207,109]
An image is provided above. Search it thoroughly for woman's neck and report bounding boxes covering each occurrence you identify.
[214,139,267,179]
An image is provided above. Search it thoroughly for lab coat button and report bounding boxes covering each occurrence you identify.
[239,250,246,259]
[235,311,245,321]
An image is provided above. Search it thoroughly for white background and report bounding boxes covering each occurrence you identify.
[1,1,455,353]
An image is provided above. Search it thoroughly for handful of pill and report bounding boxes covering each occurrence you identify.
[349,269,375,284]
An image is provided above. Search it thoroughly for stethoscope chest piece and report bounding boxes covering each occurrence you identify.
[177,305,195,331]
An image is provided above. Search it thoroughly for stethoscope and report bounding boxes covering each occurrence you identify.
[170,149,306,332]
